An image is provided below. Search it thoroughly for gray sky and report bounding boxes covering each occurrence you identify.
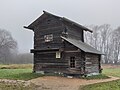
[0,0,120,53]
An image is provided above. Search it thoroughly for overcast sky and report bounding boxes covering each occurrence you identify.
[0,0,120,53]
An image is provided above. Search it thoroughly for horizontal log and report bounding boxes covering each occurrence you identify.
[36,63,68,65]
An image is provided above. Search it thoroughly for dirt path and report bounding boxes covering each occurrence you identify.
[30,76,120,90]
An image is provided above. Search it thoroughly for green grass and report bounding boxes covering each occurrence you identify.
[0,69,43,80]
[80,79,120,90]
[0,64,120,90]
[80,66,120,90]
[0,65,44,89]
[80,74,109,80]
[103,68,120,77]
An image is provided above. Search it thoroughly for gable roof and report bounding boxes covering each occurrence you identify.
[61,36,103,55]
[24,11,92,32]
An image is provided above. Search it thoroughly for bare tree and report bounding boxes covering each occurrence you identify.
[84,24,113,64]
[99,24,112,63]
[0,29,17,63]
[111,27,120,64]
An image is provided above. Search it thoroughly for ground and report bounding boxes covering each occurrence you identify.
[0,64,120,90]
[29,76,119,90]
[29,64,120,90]
[0,75,118,90]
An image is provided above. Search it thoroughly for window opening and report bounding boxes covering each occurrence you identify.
[44,34,53,42]
[70,57,75,68]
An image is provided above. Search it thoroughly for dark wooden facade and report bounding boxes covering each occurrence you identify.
[24,11,103,75]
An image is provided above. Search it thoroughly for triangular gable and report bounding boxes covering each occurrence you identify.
[24,12,48,30]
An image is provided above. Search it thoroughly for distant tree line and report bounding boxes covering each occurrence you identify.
[10,53,33,64]
[0,28,33,64]
[0,25,120,64]
[84,24,120,64]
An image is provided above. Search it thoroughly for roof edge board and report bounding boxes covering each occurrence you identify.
[23,26,33,30]
[62,17,93,32]
[43,10,61,18]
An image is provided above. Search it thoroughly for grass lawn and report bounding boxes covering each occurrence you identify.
[103,68,120,77]
[0,64,43,89]
[80,79,120,90]
[0,64,44,80]
[0,69,43,80]
[80,74,109,80]
[80,65,120,90]
[0,64,120,90]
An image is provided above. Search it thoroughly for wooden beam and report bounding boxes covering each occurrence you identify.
[64,50,81,53]
[36,63,68,65]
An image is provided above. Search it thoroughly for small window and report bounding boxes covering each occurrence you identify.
[44,34,53,42]
[56,51,61,58]
[70,57,75,68]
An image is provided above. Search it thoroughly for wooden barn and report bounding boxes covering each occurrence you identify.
[24,11,103,76]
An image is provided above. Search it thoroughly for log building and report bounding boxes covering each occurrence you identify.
[24,11,103,76]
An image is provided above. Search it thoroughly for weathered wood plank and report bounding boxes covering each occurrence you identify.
[29,12,101,75]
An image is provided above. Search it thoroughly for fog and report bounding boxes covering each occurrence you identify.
[0,0,120,53]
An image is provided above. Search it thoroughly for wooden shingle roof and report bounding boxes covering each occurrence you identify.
[24,11,92,32]
[61,36,103,55]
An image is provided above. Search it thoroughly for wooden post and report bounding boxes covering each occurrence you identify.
[99,55,102,73]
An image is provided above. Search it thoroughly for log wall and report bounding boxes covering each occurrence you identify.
[31,13,100,75]
[85,53,100,74]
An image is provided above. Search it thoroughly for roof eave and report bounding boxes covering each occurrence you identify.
[85,51,104,55]
[62,17,93,33]
[23,26,33,30]
[43,10,61,19]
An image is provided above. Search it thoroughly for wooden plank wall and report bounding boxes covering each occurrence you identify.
[62,20,84,41]
[34,15,64,50]
[85,53,100,74]
[64,52,84,74]
[33,15,67,73]
[32,13,100,75]
[34,52,68,73]
[34,51,85,74]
